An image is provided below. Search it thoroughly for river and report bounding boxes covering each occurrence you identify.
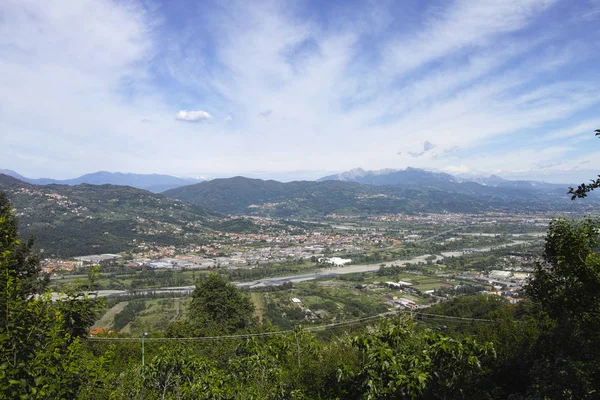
[84,239,531,297]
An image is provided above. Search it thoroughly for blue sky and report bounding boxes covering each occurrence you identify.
[1,0,599,182]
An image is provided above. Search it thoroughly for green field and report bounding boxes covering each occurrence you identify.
[94,297,190,336]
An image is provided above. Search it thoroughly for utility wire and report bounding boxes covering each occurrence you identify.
[86,310,494,342]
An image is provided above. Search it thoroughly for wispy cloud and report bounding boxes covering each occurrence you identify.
[1,0,599,182]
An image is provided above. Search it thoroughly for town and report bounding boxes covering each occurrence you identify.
[40,210,553,336]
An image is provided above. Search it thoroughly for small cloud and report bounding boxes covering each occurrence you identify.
[176,110,212,122]
[423,140,436,152]
[259,109,273,118]
[408,140,437,157]
[224,115,233,122]
[141,118,152,123]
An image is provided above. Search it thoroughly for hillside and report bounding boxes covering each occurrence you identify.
[0,169,205,192]
[163,176,596,217]
[0,174,218,257]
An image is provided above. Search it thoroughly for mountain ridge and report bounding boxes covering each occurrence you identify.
[318,167,569,190]
[163,175,596,218]
[0,174,218,257]
[0,169,205,193]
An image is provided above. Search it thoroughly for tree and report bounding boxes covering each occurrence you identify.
[0,191,100,398]
[0,192,47,306]
[339,316,495,399]
[568,129,600,199]
[527,217,600,321]
[525,217,600,397]
[173,274,256,336]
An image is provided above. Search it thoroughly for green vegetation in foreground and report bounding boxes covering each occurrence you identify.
[3,186,600,399]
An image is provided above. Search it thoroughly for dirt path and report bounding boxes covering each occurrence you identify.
[250,292,264,323]
[92,301,128,329]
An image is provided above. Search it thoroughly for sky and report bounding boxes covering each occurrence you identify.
[1,0,600,183]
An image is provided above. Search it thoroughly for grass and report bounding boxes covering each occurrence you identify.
[250,292,265,323]
[94,297,191,336]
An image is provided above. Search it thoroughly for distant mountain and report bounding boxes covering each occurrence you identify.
[0,174,220,257]
[318,167,458,188]
[317,167,571,192]
[0,169,205,193]
[0,169,29,181]
[469,174,566,190]
[163,176,596,218]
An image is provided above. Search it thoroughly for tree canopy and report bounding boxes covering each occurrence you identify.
[0,191,100,398]
[524,217,600,397]
[169,274,257,336]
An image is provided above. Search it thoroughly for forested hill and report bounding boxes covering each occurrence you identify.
[163,176,596,217]
[0,174,219,257]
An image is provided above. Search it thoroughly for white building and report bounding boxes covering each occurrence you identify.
[318,257,352,266]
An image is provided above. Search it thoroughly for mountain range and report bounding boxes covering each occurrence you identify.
[1,167,596,255]
[0,169,205,193]
[1,167,578,194]
[163,175,596,218]
[318,167,567,190]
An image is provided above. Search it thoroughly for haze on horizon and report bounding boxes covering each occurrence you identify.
[1,0,599,183]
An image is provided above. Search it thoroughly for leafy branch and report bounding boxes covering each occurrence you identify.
[568,129,600,199]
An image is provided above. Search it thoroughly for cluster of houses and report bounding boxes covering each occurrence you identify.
[290,297,321,320]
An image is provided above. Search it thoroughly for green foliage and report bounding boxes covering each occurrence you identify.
[84,318,497,400]
[168,274,256,336]
[338,316,495,400]
[527,217,600,320]
[524,217,600,398]
[0,191,101,398]
[0,192,47,301]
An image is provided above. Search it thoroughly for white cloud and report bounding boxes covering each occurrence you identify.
[384,0,556,74]
[175,110,212,122]
[546,119,600,140]
[1,0,599,182]
[0,0,158,178]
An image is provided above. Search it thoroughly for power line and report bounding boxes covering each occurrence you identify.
[409,311,493,323]
[87,312,397,341]
[86,310,494,342]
